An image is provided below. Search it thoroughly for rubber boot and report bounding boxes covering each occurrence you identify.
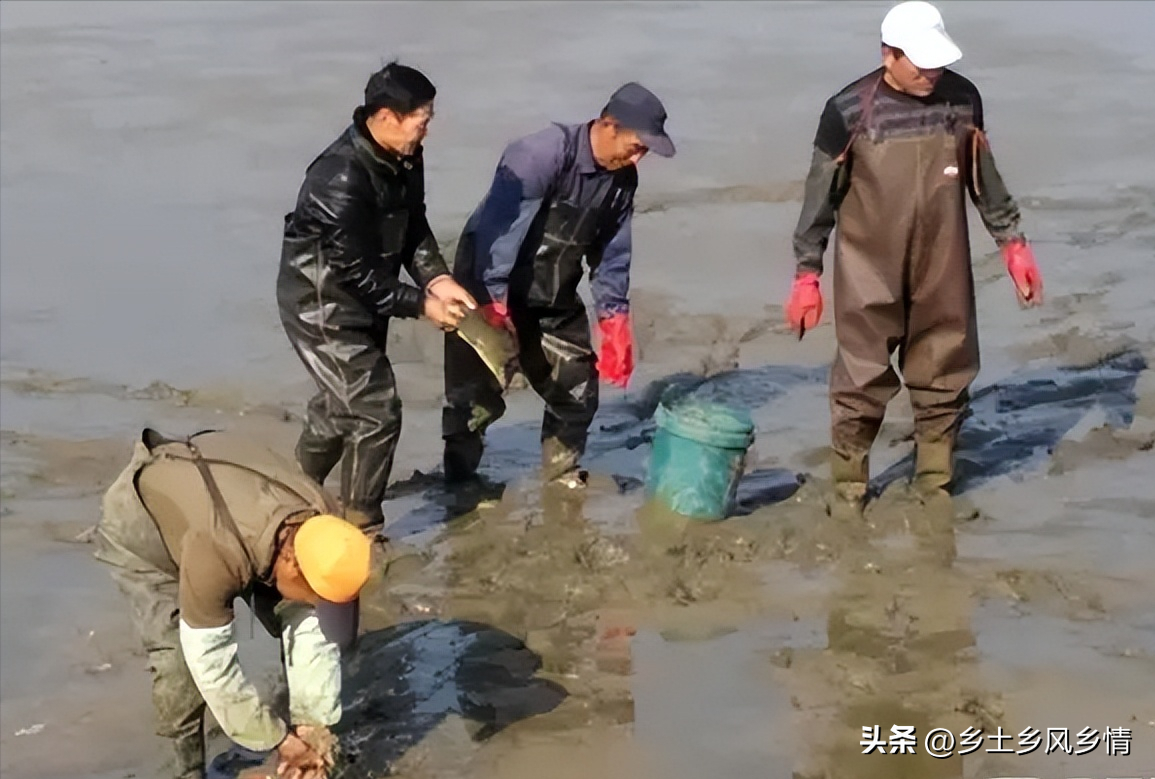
[344,505,384,533]
[172,734,206,779]
[443,431,485,484]
[155,666,206,779]
[829,448,869,518]
[295,428,342,488]
[547,468,589,491]
[913,436,956,498]
[542,436,584,487]
[206,745,272,779]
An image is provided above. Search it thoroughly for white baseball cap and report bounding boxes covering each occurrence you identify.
[881,1,962,70]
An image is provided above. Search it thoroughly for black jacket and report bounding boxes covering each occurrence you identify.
[277,109,449,327]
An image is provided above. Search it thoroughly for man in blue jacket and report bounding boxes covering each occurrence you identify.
[442,83,675,488]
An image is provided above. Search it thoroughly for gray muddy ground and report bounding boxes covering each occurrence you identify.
[2,2,1154,778]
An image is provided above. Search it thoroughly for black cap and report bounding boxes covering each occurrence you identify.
[602,82,675,158]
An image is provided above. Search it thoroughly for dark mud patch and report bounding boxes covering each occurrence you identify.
[1009,324,1139,365]
[0,432,130,499]
[634,181,804,215]
[872,349,1147,494]
[332,621,567,779]
[0,368,304,420]
[638,362,828,419]
[984,568,1109,621]
[583,361,828,464]
[1064,495,1155,518]
[1058,201,1155,250]
[4,371,198,405]
[732,468,805,515]
[1018,184,1155,214]
[629,291,786,379]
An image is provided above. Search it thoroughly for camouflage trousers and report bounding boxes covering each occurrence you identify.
[96,549,207,776]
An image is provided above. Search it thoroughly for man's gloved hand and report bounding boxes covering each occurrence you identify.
[481,301,515,333]
[786,272,823,338]
[1001,239,1043,307]
[597,313,634,389]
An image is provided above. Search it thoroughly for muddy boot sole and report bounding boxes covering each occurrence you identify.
[828,446,870,519]
[443,475,507,519]
[170,730,206,779]
[343,507,385,533]
[911,479,952,503]
[828,480,868,520]
[541,437,584,484]
[547,468,589,491]
[830,447,870,483]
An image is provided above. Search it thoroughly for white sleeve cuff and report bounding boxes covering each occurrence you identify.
[179,619,288,751]
[280,604,343,727]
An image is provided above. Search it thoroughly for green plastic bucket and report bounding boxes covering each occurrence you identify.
[645,391,755,520]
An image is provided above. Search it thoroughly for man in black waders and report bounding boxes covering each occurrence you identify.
[785,1,1044,508]
[278,62,477,529]
[442,83,675,489]
[94,429,372,779]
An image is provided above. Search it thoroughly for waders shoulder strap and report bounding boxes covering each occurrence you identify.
[183,437,261,582]
[835,72,885,165]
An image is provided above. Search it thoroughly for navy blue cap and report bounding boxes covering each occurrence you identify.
[602,82,675,158]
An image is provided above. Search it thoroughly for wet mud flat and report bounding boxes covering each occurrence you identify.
[354,346,1155,778]
[5,1,1155,778]
[3,339,1154,779]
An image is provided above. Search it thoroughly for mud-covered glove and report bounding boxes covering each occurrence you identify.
[1001,239,1043,308]
[275,730,326,779]
[293,725,337,773]
[596,313,634,389]
[786,272,823,338]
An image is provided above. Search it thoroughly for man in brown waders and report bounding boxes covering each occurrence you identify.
[786,1,1044,508]
[94,429,373,779]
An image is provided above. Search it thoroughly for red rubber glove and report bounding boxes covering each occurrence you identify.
[481,301,514,332]
[1001,239,1043,307]
[596,313,634,389]
[786,272,823,338]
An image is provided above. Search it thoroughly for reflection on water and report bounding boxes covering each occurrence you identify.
[375,349,1147,539]
[335,620,568,778]
[874,349,1147,494]
[1,2,1153,778]
[782,489,980,779]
